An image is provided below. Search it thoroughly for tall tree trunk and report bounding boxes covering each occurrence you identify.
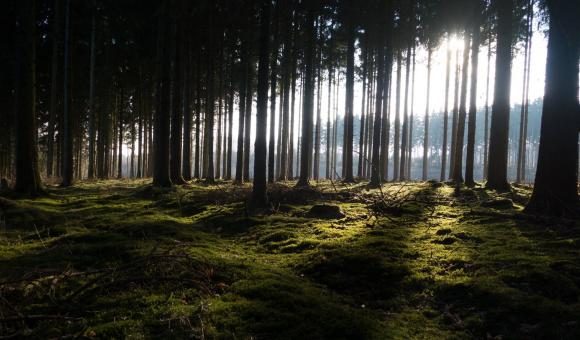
[399,45,412,180]
[14,0,43,196]
[47,0,61,178]
[526,0,579,216]
[483,32,492,179]
[393,51,402,181]
[517,0,533,183]
[268,0,280,183]
[243,60,254,182]
[182,40,193,181]
[358,44,368,178]
[449,49,461,179]
[226,54,235,180]
[325,42,333,180]
[313,36,322,181]
[441,40,452,181]
[452,32,471,183]
[87,1,97,179]
[287,39,297,179]
[117,88,124,179]
[204,6,216,183]
[60,0,73,187]
[465,18,481,186]
[422,48,432,181]
[407,47,416,179]
[380,53,393,182]
[487,0,513,191]
[369,4,387,187]
[152,3,172,187]
[235,39,248,183]
[170,18,185,184]
[342,6,355,183]
[279,5,292,181]
[252,0,271,206]
[296,1,316,187]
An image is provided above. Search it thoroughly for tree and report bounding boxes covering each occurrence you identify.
[268,0,280,184]
[252,0,271,207]
[422,47,432,181]
[170,14,185,185]
[525,0,579,216]
[47,0,62,179]
[152,2,172,188]
[61,0,73,187]
[297,0,316,187]
[369,0,389,187]
[440,40,451,181]
[465,7,482,186]
[451,32,471,183]
[342,0,355,183]
[87,1,97,179]
[486,0,513,191]
[14,0,43,196]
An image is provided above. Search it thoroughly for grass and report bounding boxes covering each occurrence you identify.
[1,179,580,339]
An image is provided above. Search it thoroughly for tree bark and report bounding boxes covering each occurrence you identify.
[14,0,43,196]
[296,1,316,187]
[465,18,481,186]
[252,0,271,206]
[526,0,579,216]
[487,0,513,191]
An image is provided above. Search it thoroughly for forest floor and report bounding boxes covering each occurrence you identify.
[1,179,580,339]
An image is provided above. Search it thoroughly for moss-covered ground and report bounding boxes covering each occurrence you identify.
[1,179,580,339]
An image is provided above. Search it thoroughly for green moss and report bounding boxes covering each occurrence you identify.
[1,180,580,338]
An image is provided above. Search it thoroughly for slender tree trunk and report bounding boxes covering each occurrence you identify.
[235,39,248,183]
[279,6,292,181]
[14,0,43,196]
[170,19,185,184]
[441,41,452,181]
[313,38,322,181]
[226,55,234,180]
[407,47,416,179]
[369,5,387,187]
[47,0,61,178]
[517,0,533,183]
[117,89,124,179]
[358,45,368,178]
[342,7,355,183]
[393,51,402,181]
[380,53,393,181]
[204,6,216,183]
[325,44,333,180]
[253,0,271,206]
[465,19,481,186]
[152,3,172,187]
[452,32,471,183]
[483,33,492,179]
[487,0,513,191]
[61,0,73,187]
[87,2,97,179]
[422,48,432,181]
[243,60,254,182]
[287,41,297,179]
[182,41,193,181]
[400,45,411,180]
[526,0,579,216]
[449,49,461,179]
[268,0,280,183]
[296,2,316,187]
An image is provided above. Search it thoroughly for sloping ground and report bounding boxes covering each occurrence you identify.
[0,180,579,339]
